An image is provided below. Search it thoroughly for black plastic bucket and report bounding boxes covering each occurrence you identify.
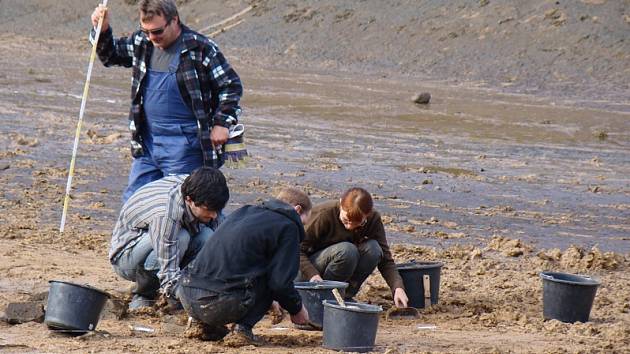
[397,261,443,308]
[45,280,110,333]
[540,272,600,323]
[294,280,348,329]
[322,300,382,353]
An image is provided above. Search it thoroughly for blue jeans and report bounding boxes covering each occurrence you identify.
[301,240,383,298]
[112,225,215,298]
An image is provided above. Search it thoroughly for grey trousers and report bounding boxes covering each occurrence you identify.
[302,239,383,298]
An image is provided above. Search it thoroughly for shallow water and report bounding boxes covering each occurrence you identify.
[239,67,630,252]
[0,39,628,253]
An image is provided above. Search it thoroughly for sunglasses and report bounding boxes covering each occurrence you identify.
[139,18,171,36]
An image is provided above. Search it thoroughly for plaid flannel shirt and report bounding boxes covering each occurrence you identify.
[90,25,242,166]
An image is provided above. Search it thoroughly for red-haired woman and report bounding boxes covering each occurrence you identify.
[299,187,408,308]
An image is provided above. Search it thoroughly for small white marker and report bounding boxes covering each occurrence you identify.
[129,324,155,333]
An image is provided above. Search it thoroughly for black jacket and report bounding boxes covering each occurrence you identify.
[181,199,304,314]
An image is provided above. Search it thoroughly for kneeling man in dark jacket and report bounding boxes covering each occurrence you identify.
[177,187,312,341]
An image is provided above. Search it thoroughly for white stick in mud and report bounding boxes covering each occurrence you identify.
[59,0,109,233]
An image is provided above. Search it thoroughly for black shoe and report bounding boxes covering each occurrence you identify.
[128,294,153,310]
[204,324,230,341]
[233,323,258,342]
[166,297,184,312]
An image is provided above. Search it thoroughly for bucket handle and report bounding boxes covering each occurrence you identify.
[423,274,431,308]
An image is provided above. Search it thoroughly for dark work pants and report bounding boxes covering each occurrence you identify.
[178,278,272,330]
[301,240,383,298]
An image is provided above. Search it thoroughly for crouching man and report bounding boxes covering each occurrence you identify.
[177,188,312,341]
[109,167,229,310]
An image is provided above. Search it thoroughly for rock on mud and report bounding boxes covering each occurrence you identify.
[3,301,45,324]
[412,92,431,104]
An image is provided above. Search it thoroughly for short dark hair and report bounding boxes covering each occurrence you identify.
[181,167,229,211]
[139,0,179,23]
[276,187,312,214]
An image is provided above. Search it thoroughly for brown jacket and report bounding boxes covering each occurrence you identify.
[300,200,404,292]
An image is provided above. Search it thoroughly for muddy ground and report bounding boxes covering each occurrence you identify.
[1,0,629,353]
[1,0,629,109]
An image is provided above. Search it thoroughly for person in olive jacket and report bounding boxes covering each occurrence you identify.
[299,187,409,307]
[178,188,312,341]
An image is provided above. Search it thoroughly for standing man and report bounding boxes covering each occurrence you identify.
[299,187,409,308]
[110,167,229,310]
[90,0,243,202]
[178,188,312,342]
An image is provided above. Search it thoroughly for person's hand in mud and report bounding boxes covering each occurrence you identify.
[309,274,323,282]
[393,287,409,308]
[290,304,310,325]
[91,4,110,33]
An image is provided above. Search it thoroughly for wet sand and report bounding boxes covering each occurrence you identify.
[0,35,629,352]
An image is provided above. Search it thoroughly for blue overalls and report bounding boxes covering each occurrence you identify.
[123,46,203,202]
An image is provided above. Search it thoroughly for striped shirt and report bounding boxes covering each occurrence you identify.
[110,175,200,287]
